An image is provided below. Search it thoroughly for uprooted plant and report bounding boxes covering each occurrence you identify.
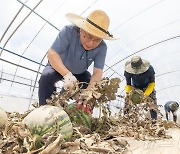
[0,77,179,153]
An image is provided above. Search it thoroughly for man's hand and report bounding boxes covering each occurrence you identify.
[63,72,78,90]
[142,94,149,103]
[124,92,130,102]
[126,92,130,98]
[76,100,92,114]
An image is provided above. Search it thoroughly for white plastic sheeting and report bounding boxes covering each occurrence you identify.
[0,0,180,115]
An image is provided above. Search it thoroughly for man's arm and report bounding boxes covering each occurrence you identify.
[144,82,155,96]
[165,111,169,121]
[48,48,78,90]
[77,67,102,114]
[47,48,69,76]
[124,71,132,93]
[144,67,155,96]
[164,104,169,121]
[87,67,103,89]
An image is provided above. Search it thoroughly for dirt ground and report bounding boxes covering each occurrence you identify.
[1,94,180,154]
[123,127,180,154]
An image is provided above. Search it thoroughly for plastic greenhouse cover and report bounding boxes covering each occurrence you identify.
[0,0,180,116]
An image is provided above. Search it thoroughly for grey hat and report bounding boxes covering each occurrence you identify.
[169,102,179,111]
[125,56,150,74]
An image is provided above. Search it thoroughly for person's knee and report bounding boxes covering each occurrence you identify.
[38,73,56,106]
[39,70,56,86]
[39,73,46,84]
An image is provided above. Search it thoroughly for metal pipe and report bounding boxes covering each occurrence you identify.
[0,0,44,56]
[103,35,180,73]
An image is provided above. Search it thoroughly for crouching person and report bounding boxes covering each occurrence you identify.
[124,56,157,120]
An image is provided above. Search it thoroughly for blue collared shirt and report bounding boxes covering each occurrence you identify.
[50,25,107,74]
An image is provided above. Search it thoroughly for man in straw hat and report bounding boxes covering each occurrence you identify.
[38,10,118,113]
[124,56,157,120]
[164,101,179,122]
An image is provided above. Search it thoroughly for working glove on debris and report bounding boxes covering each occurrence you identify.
[63,72,78,90]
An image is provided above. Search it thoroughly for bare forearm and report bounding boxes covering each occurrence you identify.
[47,49,69,76]
[87,68,103,89]
[90,74,102,83]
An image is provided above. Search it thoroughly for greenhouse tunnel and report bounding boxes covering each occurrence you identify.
[0,0,180,122]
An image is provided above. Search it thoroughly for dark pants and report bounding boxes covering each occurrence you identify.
[133,87,157,120]
[38,65,91,106]
[148,90,157,120]
[124,89,157,120]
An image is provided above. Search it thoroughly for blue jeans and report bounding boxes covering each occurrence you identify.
[38,64,91,105]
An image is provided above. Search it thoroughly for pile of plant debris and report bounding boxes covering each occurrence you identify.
[0,77,178,154]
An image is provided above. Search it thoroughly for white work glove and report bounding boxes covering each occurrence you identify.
[63,72,78,90]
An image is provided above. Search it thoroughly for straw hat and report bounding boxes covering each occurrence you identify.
[66,10,119,40]
[125,56,150,74]
[169,102,179,111]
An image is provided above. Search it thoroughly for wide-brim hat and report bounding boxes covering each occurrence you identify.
[169,102,179,111]
[125,56,150,74]
[66,10,119,40]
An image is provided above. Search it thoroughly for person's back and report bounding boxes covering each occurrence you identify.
[164,101,179,122]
